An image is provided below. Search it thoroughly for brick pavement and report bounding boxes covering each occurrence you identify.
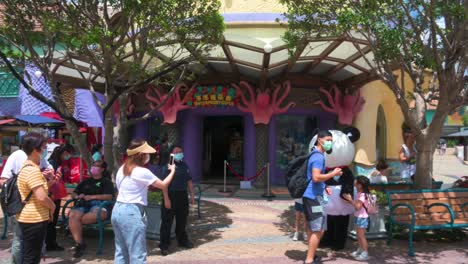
[1,196,467,264]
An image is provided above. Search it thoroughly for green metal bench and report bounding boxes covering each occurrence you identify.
[387,188,468,256]
[61,199,115,255]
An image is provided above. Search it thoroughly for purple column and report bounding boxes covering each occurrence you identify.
[268,116,278,185]
[180,111,203,183]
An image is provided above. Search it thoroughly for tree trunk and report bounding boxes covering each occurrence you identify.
[104,110,115,176]
[413,141,434,189]
[63,119,92,169]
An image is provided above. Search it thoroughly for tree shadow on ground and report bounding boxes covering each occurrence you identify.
[147,199,233,256]
[273,205,296,236]
[1,200,233,263]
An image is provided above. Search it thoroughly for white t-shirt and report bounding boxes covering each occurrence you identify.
[324,185,356,216]
[0,150,52,179]
[115,166,160,206]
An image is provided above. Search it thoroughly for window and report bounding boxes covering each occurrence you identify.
[276,115,318,169]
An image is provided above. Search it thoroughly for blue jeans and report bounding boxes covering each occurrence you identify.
[111,202,147,264]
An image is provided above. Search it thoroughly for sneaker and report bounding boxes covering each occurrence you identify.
[303,232,308,241]
[355,251,369,261]
[161,249,169,256]
[351,248,363,258]
[73,243,86,258]
[292,232,300,241]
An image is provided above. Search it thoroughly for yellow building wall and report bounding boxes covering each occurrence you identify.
[354,72,416,165]
[220,0,286,13]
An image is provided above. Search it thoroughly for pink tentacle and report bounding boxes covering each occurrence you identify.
[272,82,281,104]
[182,83,197,104]
[276,102,296,113]
[240,81,256,101]
[332,85,341,107]
[275,81,291,106]
[319,87,336,109]
[174,83,185,102]
[145,86,161,108]
[232,82,252,108]
[315,100,335,113]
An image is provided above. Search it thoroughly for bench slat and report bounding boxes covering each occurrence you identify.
[395,219,468,226]
[393,213,468,221]
[392,198,468,207]
[393,204,465,214]
[390,192,468,200]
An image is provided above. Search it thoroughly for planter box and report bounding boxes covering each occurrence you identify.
[145,204,175,240]
[348,206,388,240]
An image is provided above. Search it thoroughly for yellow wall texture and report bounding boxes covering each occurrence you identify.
[220,0,286,13]
[354,72,416,165]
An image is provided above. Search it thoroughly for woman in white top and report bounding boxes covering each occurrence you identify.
[111,139,175,264]
[399,131,417,181]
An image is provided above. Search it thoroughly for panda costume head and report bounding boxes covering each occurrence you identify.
[309,127,360,213]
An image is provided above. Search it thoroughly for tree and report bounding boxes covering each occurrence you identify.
[0,0,224,172]
[280,0,467,188]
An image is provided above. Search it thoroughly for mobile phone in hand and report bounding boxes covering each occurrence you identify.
[169,154,175,165]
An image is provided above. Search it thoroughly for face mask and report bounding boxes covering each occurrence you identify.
[333,176,341,182]
[41,149,48,159]
[90,166,101,175]
[63,155,71,161]
[321,140,333,152]
[174,153,184,161]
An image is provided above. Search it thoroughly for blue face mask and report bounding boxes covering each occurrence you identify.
[174,153,184,161]
[333,176,341,182]
[41,149,48,160]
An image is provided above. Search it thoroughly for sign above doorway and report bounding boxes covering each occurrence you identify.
[187,85,238,107]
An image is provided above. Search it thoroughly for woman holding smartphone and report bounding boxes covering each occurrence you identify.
[111,139,175,264]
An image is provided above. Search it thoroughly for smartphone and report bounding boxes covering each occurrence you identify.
[169,154,175,165]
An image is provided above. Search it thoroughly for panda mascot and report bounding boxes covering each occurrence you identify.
[308,127,360,250]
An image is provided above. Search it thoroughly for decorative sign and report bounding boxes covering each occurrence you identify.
[187,85,237,107]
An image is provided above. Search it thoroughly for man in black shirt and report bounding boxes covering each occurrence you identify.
[68,161,115,258]
[159,145,195,256]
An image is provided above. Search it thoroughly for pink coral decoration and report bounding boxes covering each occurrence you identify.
[232,81,295,124]
[315,85,365,125]
[145,83,196,124]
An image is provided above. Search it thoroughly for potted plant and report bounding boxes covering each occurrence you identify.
[145,191,175,240]
[366,190,388,239]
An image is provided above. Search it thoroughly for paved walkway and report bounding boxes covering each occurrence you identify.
[433,150,467,188]
[1,195,467,264]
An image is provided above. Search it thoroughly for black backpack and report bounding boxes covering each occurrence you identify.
[285,152,315,198]
[0,165,33,217]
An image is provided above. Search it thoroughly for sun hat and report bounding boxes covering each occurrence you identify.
[126,141,156,156]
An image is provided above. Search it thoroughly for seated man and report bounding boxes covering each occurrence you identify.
[68,160,115,258]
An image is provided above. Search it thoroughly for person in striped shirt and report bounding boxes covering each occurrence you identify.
[16,133,56,264]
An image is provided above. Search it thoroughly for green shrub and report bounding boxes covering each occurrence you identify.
[447,139,457,148]
[148,191,163,205]
[370,190,388,206]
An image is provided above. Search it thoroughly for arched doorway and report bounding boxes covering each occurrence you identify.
[376,105,387,160]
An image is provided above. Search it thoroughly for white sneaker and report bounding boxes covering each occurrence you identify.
[303,232,308,241]
[355,251,369,261]
[292,232,299,241]
[351,248,362,258]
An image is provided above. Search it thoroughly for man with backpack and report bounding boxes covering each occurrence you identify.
[303,130,342,264]
[0,145,54,264]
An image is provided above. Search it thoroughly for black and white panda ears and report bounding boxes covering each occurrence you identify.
[342,127,361,142]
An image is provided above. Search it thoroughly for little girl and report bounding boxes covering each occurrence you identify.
[344,176,371,261]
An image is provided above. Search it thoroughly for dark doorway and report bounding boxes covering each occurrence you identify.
[202,116,244,182]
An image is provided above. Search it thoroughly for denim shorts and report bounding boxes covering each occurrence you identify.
[294,202,304,213]
[303,196,327,232]
[355,217,369,229]
[73,200,107,214]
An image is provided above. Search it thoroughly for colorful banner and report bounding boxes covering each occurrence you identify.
[187,85,237,107]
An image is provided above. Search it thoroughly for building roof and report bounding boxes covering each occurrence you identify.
[446,130,468,137]
[14,115,64,126]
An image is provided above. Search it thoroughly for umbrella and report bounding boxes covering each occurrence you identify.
[438,138,447,144]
